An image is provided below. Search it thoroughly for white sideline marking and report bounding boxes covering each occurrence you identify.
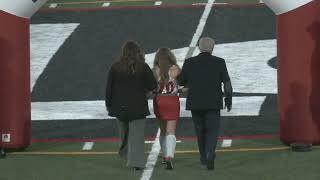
[145,140,182,144]
[30,24,79,90]
[213,3,228,5]
[102,2,110,7]
[141,129,161,180]
[154,1,162,5]
[82,142,94,150]
[221,139,232,148]
[31,96,266,121]
[192,3,207,5]
[49,3,57,8]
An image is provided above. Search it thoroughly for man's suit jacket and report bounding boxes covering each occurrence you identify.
[177,52,233,110]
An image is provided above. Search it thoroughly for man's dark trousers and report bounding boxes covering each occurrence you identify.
[191,109,221,164]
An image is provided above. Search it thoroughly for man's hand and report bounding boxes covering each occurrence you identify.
[224,97,232,112]
[225,105,232,112]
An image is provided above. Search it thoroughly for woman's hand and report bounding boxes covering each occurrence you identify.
[169,65,181,80]
[178,86,189,93]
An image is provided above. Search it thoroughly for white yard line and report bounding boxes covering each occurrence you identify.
[221,139,232,148]
[192,3,206,6]
[82,142,94,150]
[186,0,215,59]
[49,3,57,8]
[31,96,266,121]
[145,140,182,144]
[141,129,161,180]
[102,2,111,7]
[214,3,228,5]
[154,1,162,5]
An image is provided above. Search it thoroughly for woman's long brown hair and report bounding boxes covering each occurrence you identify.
[153,47,178,84]
[114,41,145,74]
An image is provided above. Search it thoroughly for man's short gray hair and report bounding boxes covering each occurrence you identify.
[199,37,215,53]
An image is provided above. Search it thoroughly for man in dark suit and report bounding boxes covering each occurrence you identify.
[177,37,233,170]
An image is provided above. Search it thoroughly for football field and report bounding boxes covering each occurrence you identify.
[1,0,320,179]
[2,139,320,180]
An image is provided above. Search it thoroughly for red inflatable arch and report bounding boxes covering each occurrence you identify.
[264,0,320,145]
[0,0,319,151]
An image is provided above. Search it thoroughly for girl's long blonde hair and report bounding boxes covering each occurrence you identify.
[153,48,178,84]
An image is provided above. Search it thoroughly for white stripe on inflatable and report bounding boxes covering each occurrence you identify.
[0,0,48,19]
[262,0,313,15]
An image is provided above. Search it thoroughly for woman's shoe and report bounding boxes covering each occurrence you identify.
[161,157,166,164]
[133,167,144,171]
[165,157,174,170]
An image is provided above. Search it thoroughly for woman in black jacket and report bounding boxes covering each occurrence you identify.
[105,41,157,170]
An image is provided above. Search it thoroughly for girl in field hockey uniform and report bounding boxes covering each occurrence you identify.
[152,48,181,170]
